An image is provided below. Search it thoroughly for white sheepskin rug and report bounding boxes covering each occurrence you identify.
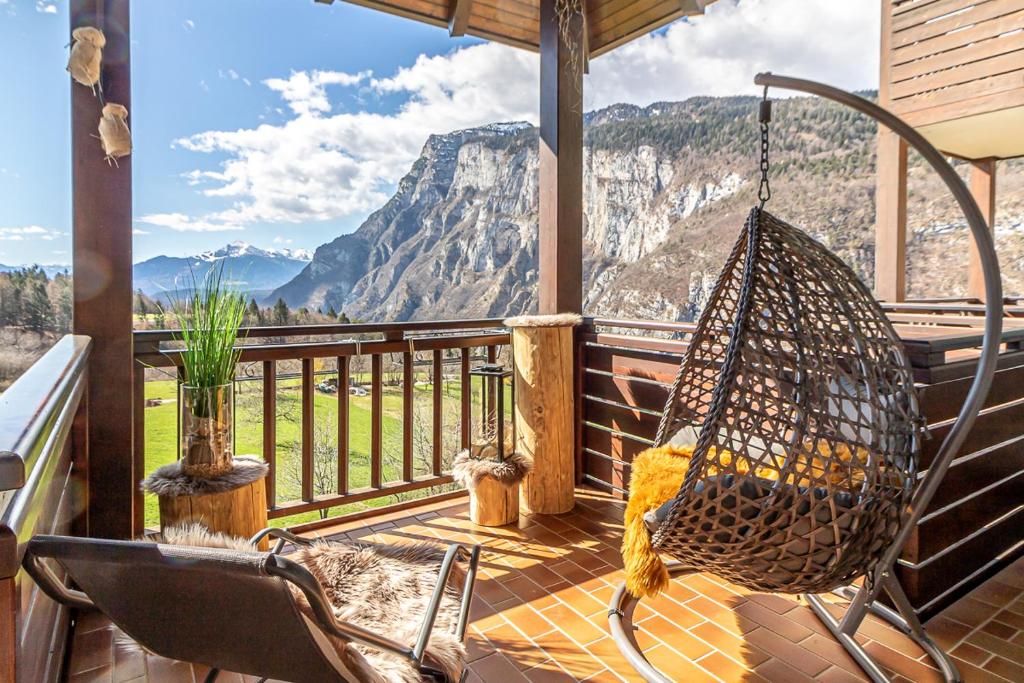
[131,524,469,682]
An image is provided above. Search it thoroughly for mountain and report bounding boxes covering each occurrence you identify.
[133,241,312,301]
[269,96,1024,321]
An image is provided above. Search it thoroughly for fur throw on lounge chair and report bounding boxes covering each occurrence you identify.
[142,524,467,683]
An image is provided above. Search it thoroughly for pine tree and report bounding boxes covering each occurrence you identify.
[246,298,261,325]
[338,311,351,324]
[273,298,290,326]
[327,305,338,319]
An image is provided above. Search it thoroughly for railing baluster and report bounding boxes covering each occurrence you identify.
[262,360,276,508]
[460,348,471,450]
[301,358,314,502]
[337,355,349,495]
[403,350,414,481]
[432,349,443,476]
[132,360,145,535]
[371,353,383,488]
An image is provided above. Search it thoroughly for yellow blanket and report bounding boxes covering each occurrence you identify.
[622,442,868,598]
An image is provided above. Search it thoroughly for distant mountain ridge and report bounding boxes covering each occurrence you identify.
[261,95,1020,320]
[133,241,311,300]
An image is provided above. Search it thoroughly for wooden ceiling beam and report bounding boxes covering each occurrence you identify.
[449,0,472,36]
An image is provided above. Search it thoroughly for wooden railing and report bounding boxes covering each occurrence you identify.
[0,335,91,683]
[577,313,1024,619]
[132,320,510,531]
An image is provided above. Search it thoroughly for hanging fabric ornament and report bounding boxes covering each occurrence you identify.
[67,27,105,92]
[98,103,131,165]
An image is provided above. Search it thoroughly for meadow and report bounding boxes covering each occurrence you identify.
[142,370,505,528]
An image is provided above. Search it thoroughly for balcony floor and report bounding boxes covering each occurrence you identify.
[67,488,1024,682]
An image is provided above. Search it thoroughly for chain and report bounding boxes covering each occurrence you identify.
[758,85,772,209]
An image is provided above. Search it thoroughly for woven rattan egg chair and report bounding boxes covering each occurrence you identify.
[609,74,1003,683]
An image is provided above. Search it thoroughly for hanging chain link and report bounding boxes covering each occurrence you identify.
[758,85,772,209]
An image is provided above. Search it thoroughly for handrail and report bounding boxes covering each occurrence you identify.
[0,335,91,578]
[133,318,507,345]
[0,336,92,491]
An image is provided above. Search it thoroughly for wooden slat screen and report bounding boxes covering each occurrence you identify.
[887,0,1024,119]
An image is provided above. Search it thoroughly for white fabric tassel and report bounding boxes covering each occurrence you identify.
[98,103,131,164]
[67,27,105,90]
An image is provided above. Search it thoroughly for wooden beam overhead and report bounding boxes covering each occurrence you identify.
[448,0,472,37]
[328,0,715,57]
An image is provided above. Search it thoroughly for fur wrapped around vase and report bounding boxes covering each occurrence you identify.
[453,448,532,527]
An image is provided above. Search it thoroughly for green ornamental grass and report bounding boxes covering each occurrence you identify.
[171,264,247,417]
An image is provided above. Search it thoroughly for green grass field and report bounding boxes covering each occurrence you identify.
[143,374,508,528]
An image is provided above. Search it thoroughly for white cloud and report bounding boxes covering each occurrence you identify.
[264,70,371,117]
[586,0,878,109]
[132,228,150,235]
[137,213,243,233]
[35,1,57,14]
[0,225,62,241]
[199,80,209,92]
[273,236,293,245]
[183,19,195,31]
[219,68,242,81]
[165,0,875,232]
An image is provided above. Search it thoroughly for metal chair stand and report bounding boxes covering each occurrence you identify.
[609,72,1003,683]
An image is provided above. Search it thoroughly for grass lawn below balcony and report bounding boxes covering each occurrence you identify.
[142,372,509,528]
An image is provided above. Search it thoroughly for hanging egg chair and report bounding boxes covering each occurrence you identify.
[649,204,920,594]
[609,74,1003,683]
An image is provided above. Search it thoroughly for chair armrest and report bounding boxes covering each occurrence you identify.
[412,543,481,664]
[248,527,317,555]
[22,552,95,611]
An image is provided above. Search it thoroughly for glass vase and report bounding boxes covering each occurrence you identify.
[180,383,234,478]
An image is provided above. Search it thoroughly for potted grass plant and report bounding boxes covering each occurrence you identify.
[172,264,246,478]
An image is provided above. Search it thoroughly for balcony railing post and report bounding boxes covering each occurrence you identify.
[337,355,349,495]
[262,360,277,509]
[301,358,314,502]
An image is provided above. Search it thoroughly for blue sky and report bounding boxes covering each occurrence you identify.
[0,0,878,266]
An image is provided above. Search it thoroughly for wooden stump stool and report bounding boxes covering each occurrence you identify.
[142,456,269,550]
[505,314,580,515]
[469,476,519,527]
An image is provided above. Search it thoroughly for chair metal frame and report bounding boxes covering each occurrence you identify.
[609,73,1003,683]
[25,526,481,683]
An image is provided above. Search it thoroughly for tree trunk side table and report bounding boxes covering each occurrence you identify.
[142,456,269,550]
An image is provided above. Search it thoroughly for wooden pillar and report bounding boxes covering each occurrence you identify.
[874,131,908,302]
[874,0,907,302]
[967,159,997,302]
[71,0,134,538]
[539,0,584,315]
[510,318,577,515]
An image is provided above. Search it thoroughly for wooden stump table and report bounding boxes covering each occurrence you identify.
[143,456,269,550]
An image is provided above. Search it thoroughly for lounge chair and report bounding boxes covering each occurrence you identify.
[23,528,480,682]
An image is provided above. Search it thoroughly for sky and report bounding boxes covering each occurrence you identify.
[0,0,879,266]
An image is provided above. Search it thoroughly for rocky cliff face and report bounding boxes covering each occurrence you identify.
[270,96,1024,321]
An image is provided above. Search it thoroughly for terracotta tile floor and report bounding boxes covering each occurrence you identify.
[66,488,1024,682]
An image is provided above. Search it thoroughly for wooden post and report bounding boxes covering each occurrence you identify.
[874,130,908,302]
[875,0,907,303]
[968,159,997,302]
[71,0,134,538]
[539,0,584,315]
[509,317,577,515]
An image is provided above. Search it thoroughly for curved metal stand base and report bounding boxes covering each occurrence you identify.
[608,565,961,683]
[804,588,960,683]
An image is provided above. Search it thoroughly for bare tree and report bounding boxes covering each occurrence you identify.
[282,424,338,519]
